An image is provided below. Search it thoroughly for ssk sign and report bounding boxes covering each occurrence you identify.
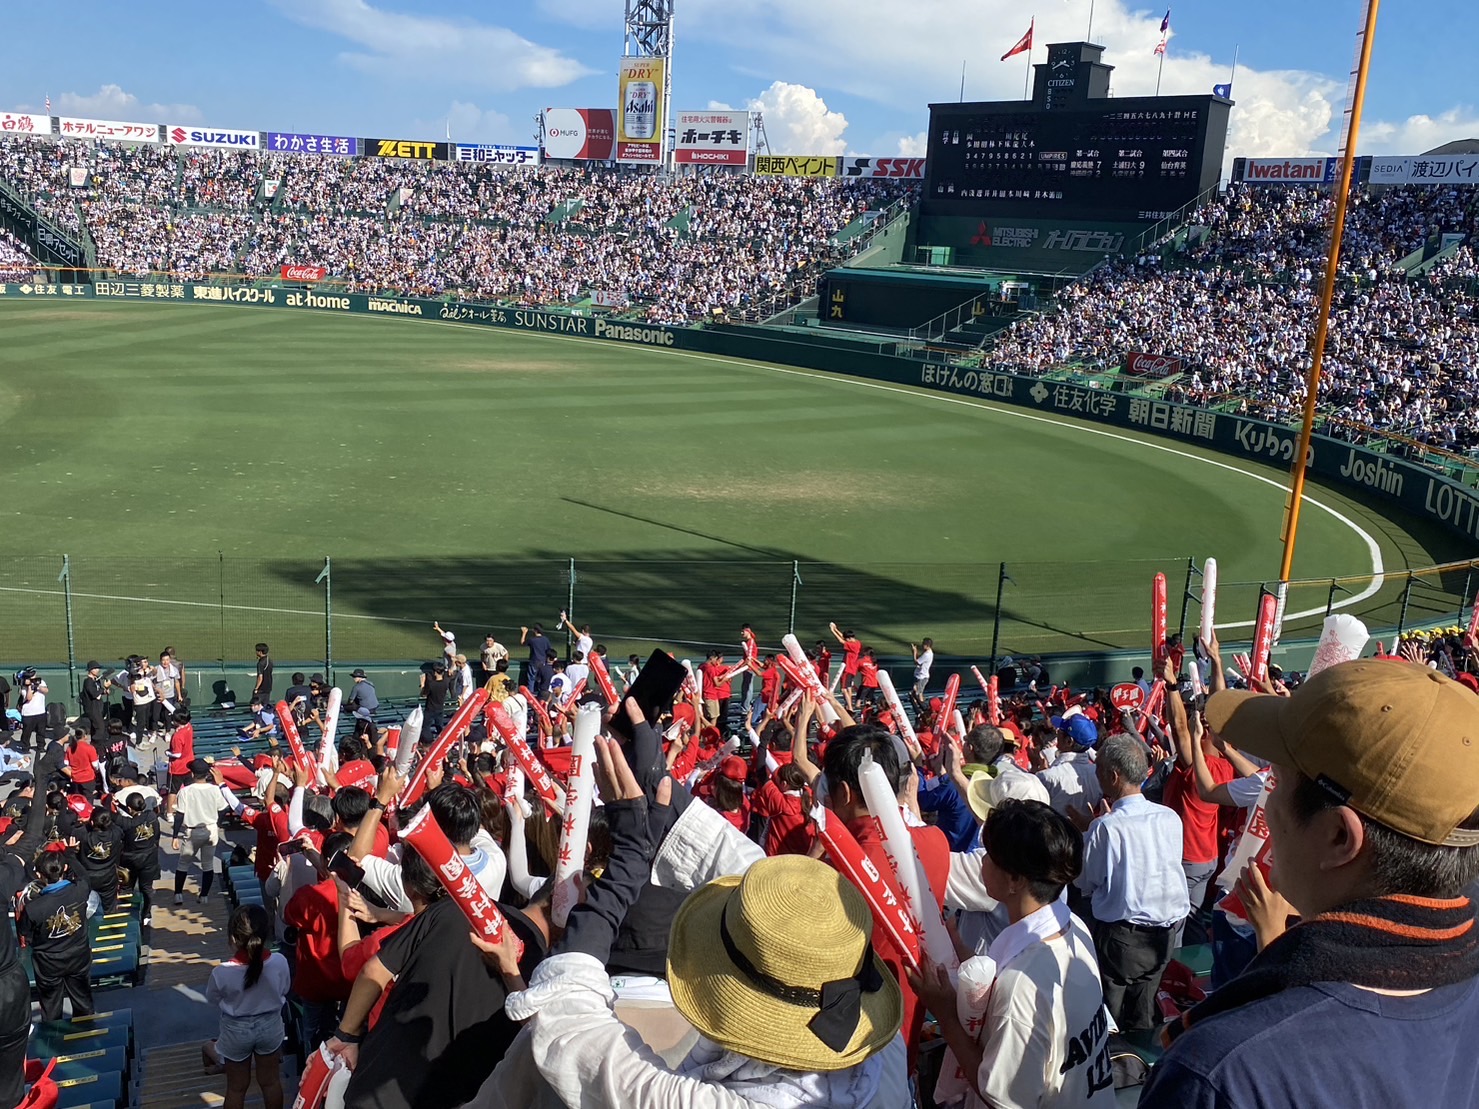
[1123,352,1183,377]
[839,157,927,179]
[168,126,260,149]
[280,264,327,282]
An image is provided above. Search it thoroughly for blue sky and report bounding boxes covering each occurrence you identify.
[0,0,1473,162]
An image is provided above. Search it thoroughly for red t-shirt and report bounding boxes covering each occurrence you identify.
[340,920,402,1029]
[283,878,351,1003]
[249,803,292,881]
[1163,755,1234,865]
[841,639,862,676]
[815,649,832,683]
[751,779,812,856]
[859,658,880,689]
[701,661,733,700]
[167,724,195,776]
[841,817,950,1068]
[760,667,780,704]
[67,742,99,784]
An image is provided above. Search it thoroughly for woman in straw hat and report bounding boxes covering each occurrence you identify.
[914,799,1116,1109]
[471,735,909,1108]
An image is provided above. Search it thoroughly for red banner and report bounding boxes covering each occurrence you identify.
[276,702,311,771]
[1124,352,1184,378]
[280,264,326,282]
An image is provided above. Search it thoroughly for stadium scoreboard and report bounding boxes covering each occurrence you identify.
[924,42,1230,225]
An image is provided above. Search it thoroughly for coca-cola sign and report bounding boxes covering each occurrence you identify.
[280,264,327,282]
[1124,352,1183,378]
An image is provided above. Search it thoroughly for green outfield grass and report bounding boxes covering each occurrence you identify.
[0,299,1468,668]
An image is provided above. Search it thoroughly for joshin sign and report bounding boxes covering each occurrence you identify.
[617,57,666,164]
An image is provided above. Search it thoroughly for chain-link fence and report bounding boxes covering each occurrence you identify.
[3,553,1476,682]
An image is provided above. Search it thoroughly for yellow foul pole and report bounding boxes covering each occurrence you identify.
[1278,0,1381,587]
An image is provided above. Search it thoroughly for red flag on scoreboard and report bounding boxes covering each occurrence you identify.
[1001,19,1034,61]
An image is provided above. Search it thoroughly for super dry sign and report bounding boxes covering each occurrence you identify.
[363,137,449,160]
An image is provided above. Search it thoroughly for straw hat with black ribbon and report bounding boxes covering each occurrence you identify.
[666,854,903,1073]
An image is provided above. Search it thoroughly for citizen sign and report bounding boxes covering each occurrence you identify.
[280,265,326,282]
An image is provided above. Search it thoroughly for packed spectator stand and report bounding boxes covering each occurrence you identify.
[985,182,1479,454]
[0,134,910,325]
[2,615,1477,1109]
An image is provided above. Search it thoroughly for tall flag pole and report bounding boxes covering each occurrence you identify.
[1024,16,1035,99]
[1154,10,1170,96]
[1277,0,1381,602]
[1002,18,1035,103]
[1087,0,1096,43]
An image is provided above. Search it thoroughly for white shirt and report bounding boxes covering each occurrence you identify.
[972,908,1118,1109]
[574,633,593,660]
[1077,793,1189,928]
[19,684,46,717]
[565,663,590,689]
[914,649,933,682]
[1225,769,1269,809]
[439,628,457,659]
[1037,752,1103,819]
[481,640,509,669]
[360,829,507,915]
[177,781,227,829]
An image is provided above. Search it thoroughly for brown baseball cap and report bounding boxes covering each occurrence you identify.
[1206,659,1479,847]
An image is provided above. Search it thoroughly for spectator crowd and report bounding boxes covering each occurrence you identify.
[4,609,1479,1109]
[0,134,910,325]
[985,182,1479,455]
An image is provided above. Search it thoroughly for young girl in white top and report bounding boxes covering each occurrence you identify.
[916,799,1117,1109]
[204,904,290,1109]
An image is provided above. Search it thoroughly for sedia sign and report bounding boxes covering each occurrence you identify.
[364,137,449,160]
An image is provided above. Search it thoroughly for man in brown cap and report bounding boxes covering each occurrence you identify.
[1141,659,1479,1108]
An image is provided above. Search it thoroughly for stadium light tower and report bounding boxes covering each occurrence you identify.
[624,0,675,166]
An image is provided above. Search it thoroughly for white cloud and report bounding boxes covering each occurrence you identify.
[707,100,736,111]
[274,0,594,90]
[1360,107,1479,155]
[675,0,1347,165]
[897,130,927,157]
[30,84,203,124]
[747,81,847,154]
[411,101,526,145]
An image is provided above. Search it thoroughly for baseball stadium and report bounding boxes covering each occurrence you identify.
[3,1,1479,1106]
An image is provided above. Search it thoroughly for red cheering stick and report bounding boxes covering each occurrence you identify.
[717,659,751,684]
[1137,680,1165,738]
[382,724,401,763]
[588,650,619,706]
[486,703,565,817]
[562,679,587,707]
[1250,593,1278,685]
[813,806,920,971]
[397,689,489,810]
[275,702,311,771]
[970,665,990,696]
[875,670,921,757]
[1152,572,1169,669]
[1469,600,1479,645]
[937,673,961,740]
[519,687,553,737]
[987,675,1001,726]
[293,1043,346,1109]
[400,802,523,959]
[778,642,840,724]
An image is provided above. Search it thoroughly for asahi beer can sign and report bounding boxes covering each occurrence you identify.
[616,57,665,163]
[624,82,657,139]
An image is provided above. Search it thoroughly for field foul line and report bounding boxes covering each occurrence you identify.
[0,585,422,625]
[54,305,1390,632]
[407,316,1386,628]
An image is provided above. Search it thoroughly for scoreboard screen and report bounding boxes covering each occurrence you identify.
[925,102,1222,224]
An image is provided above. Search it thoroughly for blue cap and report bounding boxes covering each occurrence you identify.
[1056,714,1099,748]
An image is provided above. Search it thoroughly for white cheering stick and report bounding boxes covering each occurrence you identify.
[781,634,840,723]
[393,707,424,778]
[876,670,921,758]
[1200,557,1218,645]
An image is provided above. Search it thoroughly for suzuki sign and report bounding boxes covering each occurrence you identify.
[168,126,261,149]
